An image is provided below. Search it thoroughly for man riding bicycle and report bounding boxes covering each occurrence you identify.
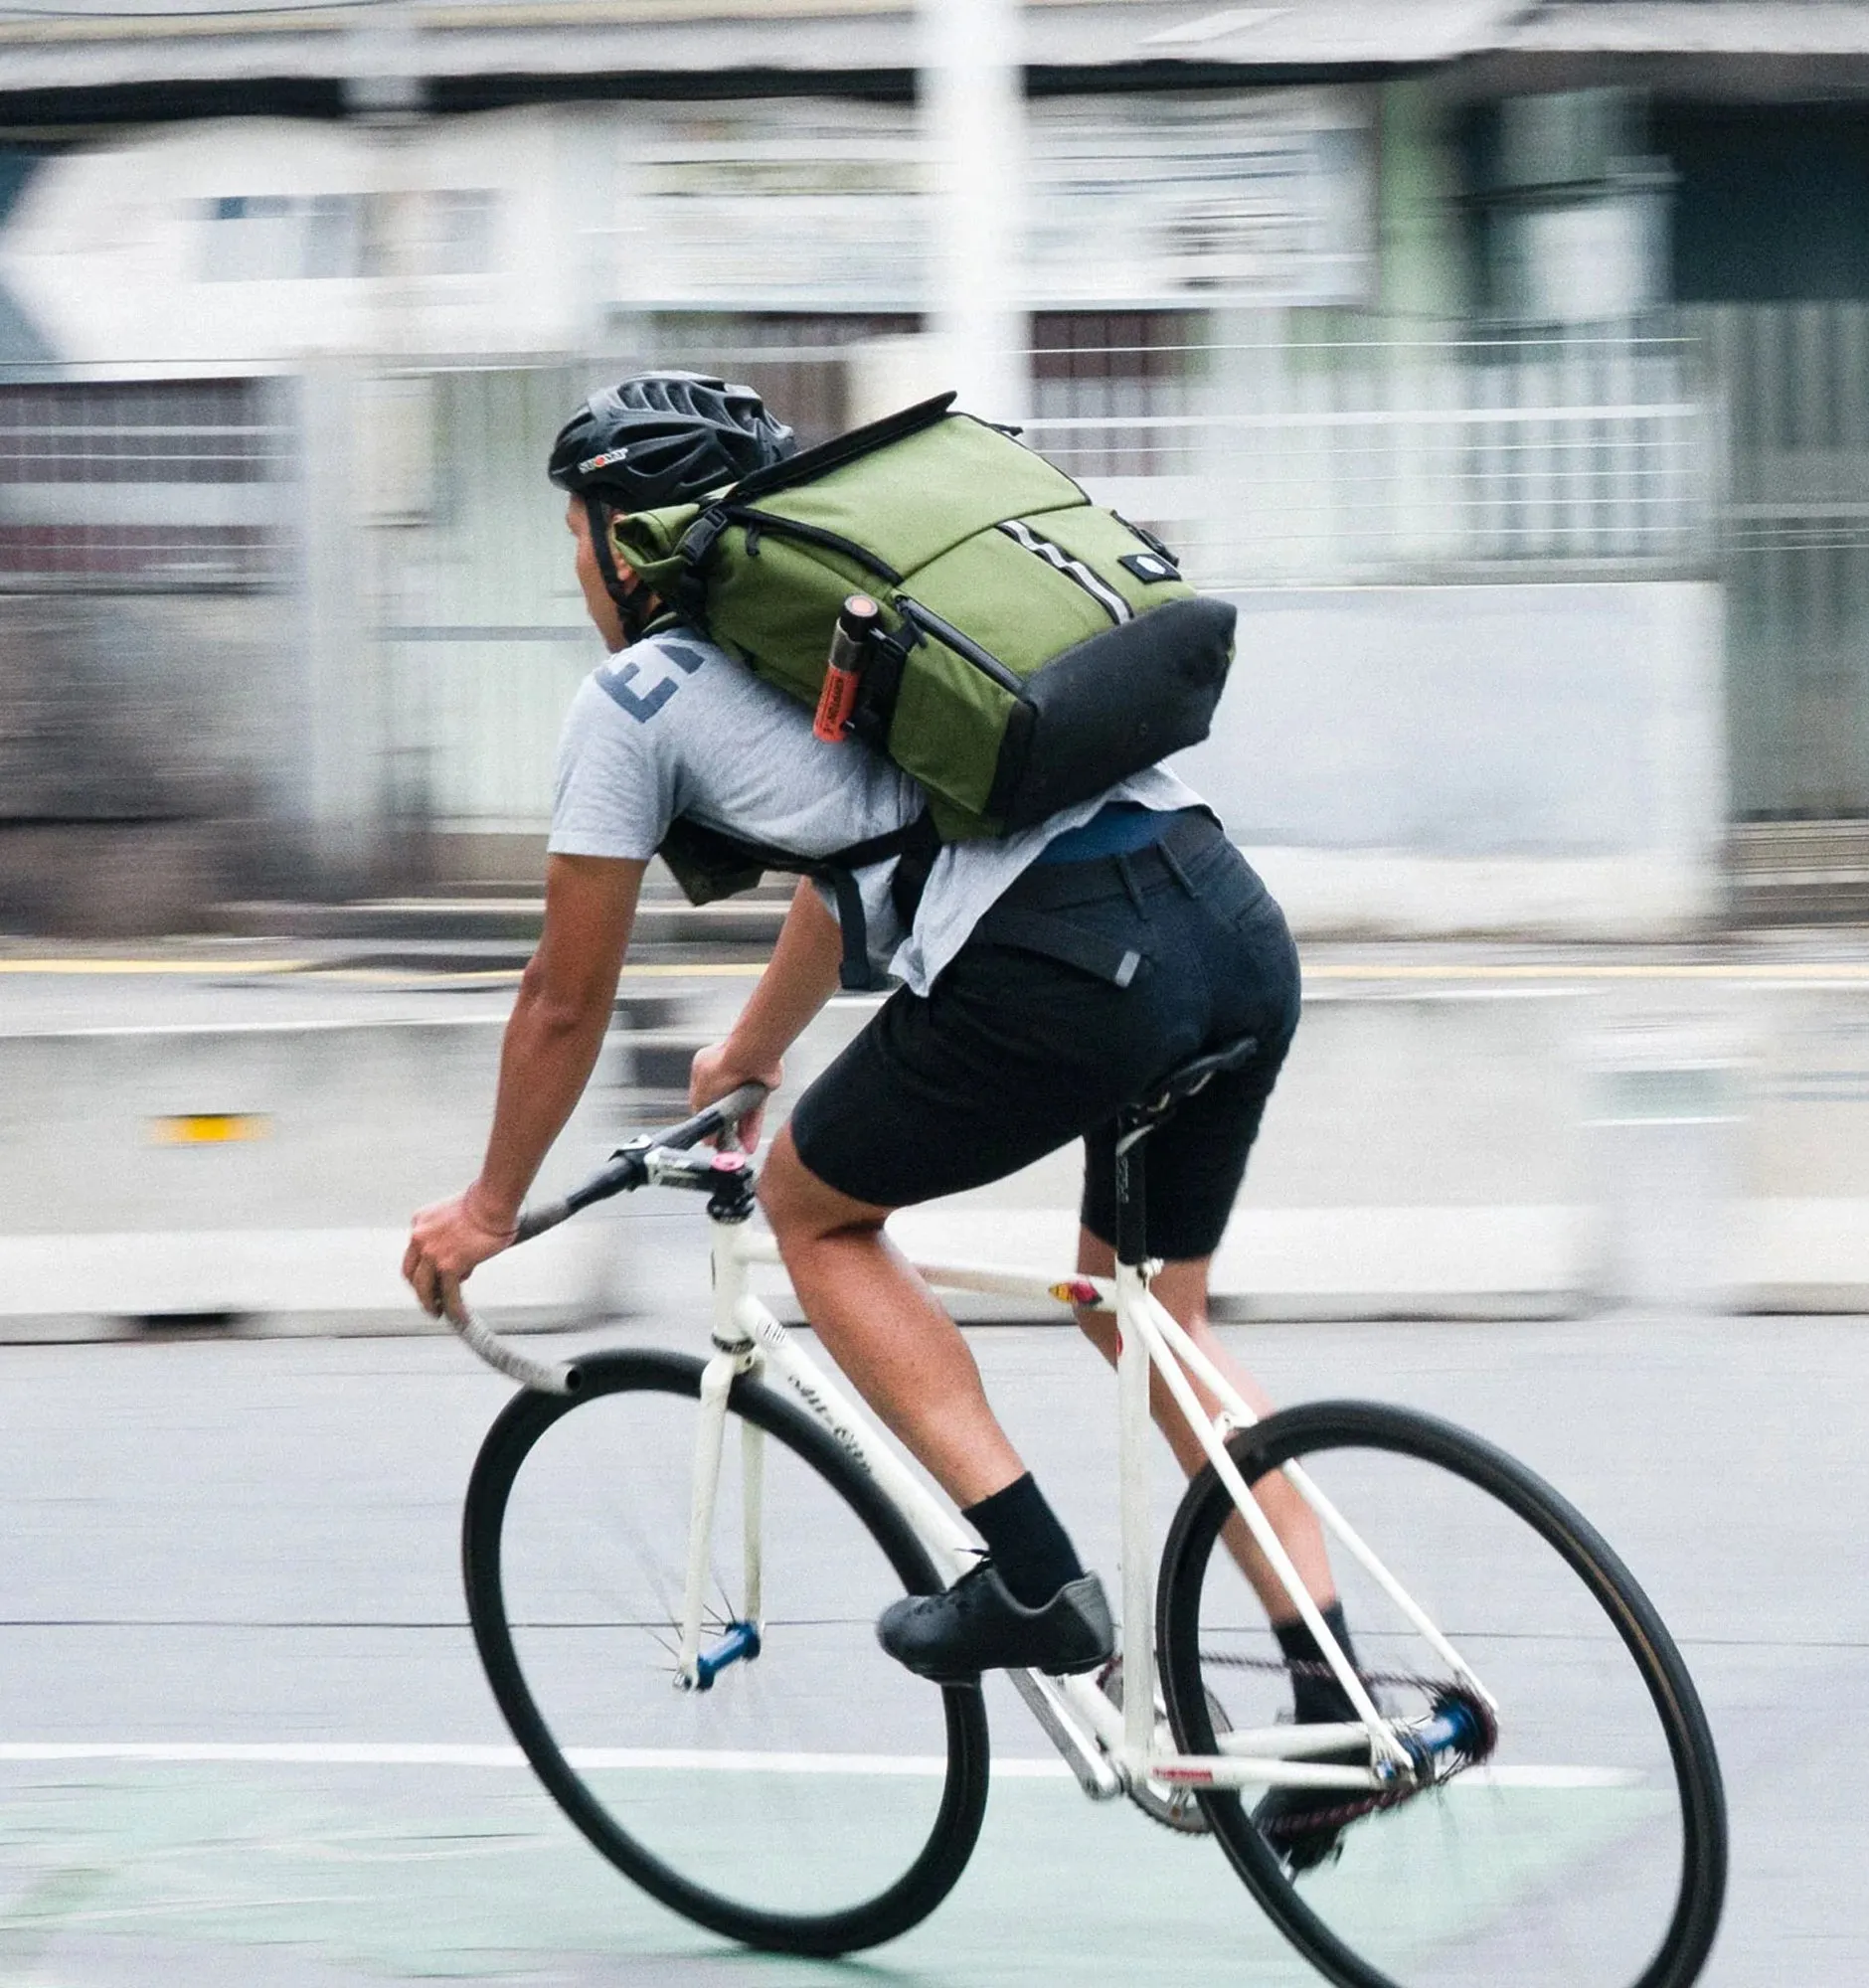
[404,372,1355,1755]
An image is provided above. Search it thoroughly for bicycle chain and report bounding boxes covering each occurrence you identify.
[1198,1650,1454,1692]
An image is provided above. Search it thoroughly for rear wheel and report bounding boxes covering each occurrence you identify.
[1156,1402,1726,1988]
[462,1349,990,1956]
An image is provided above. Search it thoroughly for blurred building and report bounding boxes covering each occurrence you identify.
[0,1,1864,932]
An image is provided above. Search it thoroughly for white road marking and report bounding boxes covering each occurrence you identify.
[1460,1765,1646,1789]
[0,1744,1641,1787]
[0,1741,1072,1778]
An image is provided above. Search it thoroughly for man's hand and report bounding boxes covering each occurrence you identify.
[690,1042,781,1151]
[404,1183,519,1321]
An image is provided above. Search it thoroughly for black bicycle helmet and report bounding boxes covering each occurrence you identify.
[551,371,793,643]
[548,370,794,512]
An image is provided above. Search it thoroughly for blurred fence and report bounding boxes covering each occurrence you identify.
[1022,327,1715,585]
[0,329,1722,872]
[1693,301,1869,825]
[0,374,293,591]
[371,328,1722,843]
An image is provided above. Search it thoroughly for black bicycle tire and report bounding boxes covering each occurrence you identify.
[461,1347,991,1957]
[1155,1400,1728,1988]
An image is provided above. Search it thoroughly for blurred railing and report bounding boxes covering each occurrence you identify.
[363,328,1719,839]
[1022,329,1716,586]
[0,331,1722,862]
[0,373,293,591]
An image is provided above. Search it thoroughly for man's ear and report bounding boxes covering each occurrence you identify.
[604,511,639,587]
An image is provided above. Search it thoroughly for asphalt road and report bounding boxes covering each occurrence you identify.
[1,1308,1863,1986]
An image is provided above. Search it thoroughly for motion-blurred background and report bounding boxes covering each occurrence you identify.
[8,0,1859,935]
[4,1,1869,1325]
[1,14,1866,1984]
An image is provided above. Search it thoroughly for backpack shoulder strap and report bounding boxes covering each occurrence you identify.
[658,812,938,993]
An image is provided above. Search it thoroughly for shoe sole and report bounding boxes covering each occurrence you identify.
[903,1645,1114,1688]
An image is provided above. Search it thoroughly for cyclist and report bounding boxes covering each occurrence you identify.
[404,372,1356,1746]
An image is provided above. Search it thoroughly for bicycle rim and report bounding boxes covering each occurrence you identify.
[1157,1401,1727,1988]
[461,1348,990,1956]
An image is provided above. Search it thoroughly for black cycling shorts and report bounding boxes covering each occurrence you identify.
[788,813,1301,1262]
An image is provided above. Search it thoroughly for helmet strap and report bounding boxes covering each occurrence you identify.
[586,497,656,645]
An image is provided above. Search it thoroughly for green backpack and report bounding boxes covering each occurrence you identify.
[609,392,1236,984]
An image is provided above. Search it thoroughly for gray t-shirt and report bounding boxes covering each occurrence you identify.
[548,626,1204,996]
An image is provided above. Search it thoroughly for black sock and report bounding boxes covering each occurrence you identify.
[962,1473,1085,1608]
[1274,1601,1360,1725]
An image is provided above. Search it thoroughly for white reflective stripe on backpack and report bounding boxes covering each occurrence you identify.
[996,520,1134,625]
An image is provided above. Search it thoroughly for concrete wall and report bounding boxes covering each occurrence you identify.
[0,592,300,934]
[1177,580,1727,939]
[1735,985,1869,1310]
[11,976,1869,1339]
[0,1020,630,1337]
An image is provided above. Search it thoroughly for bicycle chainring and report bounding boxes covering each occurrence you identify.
[1097,1655,1231,1836]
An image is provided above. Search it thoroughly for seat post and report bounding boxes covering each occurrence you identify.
[1112,1109,1152,1269]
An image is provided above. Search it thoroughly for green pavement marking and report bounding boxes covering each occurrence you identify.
[0,1763,1663,1984]
[1276,1782,1668,1968]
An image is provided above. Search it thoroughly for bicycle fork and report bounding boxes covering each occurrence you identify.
[674,1335,767,1693]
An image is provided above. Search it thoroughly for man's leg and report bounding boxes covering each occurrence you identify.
[760,1125,1026,1508]
[1072,1230,1339,1630]
[760,1127,1113,1679]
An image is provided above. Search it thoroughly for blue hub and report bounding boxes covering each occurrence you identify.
[691,1620,763,1692]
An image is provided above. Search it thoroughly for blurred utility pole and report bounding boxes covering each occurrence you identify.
[306,0,428,891]
[920,0,1031,423]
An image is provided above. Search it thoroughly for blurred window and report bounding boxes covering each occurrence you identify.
[201,195,374,282]
[425,190,498,277]
[203,195,293,281]
[302,193,362,280]
[1471,91,1668,329]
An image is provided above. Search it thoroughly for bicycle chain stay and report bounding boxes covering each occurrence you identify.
[1198,1654,1500,1844]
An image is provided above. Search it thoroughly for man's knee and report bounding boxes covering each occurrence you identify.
[759,1127,888,1245]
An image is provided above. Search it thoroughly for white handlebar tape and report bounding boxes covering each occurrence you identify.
[445,1297,582,1396]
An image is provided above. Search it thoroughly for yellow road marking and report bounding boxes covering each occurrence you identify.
[149,1113,274,1145]
[149,1113,271,1146]
[0,958,307,976]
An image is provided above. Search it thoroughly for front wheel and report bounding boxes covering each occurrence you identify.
[1156,1401,1726,1988]
[462,1349,990,1956]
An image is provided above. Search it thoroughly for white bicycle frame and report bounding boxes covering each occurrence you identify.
[575,1207,1498,1803]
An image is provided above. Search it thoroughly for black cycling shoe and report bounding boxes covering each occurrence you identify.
[1252,1738,1372,1875]
[1254,1777,1362,1873]
[877,1563,1114,1684]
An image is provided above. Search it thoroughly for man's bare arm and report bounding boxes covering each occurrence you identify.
[689,877,845,1147]
[405,853,642,1313]
[475,853,644,1220]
